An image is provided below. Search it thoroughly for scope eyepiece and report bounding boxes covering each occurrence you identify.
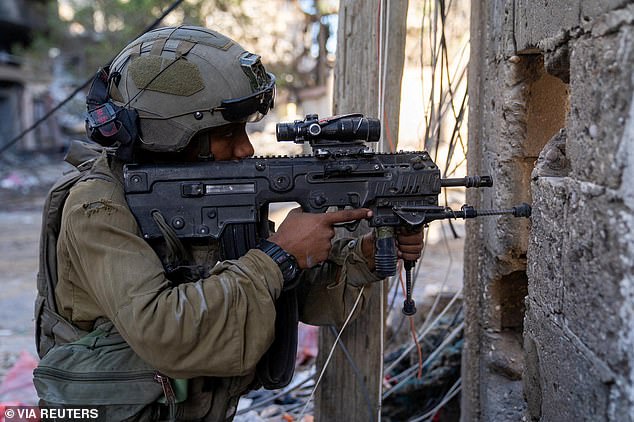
[276,113,381,143]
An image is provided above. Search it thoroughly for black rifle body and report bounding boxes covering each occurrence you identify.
[124,151,446,241]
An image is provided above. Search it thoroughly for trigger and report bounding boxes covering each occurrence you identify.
[333,220,361,232]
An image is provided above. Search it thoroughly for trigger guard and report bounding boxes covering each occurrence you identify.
[393,209,426,226]
[333,220,361,232]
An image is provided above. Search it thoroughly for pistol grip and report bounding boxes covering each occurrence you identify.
[374,226,397,277]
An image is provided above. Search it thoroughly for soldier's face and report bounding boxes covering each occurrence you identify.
[206,123,255,161]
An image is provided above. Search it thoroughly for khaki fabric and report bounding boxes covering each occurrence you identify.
[54,152,380,419]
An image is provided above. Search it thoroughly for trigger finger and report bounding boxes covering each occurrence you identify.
[397,233,423,245]
[397,243,422,254]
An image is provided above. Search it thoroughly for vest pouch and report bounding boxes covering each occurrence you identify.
[33,327,164,420]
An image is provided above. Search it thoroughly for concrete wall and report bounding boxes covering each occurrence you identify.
[464,1,634,420]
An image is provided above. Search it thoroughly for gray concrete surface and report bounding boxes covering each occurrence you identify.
[0,210,40,363]
[466,1,634,420]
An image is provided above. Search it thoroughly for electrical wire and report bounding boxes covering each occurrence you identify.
[379,271,386,422]
[382,321,463,400]
[387,328,459,387]
[377,3,391,421]
[408,378,462,422]
[418,224,455,333]
[235,369,316,415]
[387,320,463,388]
[384,286,462,376]
[408,313,424,379]
[382,0,469,418]
[0,0,186,156]
[297,285,366,421]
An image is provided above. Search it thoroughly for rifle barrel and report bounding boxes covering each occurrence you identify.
[440,176,493,188]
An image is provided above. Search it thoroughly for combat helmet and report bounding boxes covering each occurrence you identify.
[86,25,275,155]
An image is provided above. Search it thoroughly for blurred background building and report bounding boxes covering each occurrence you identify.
[0,0,65,154]
[0,0,345,156]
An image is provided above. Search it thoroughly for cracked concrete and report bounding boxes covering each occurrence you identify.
[465,1,634,420]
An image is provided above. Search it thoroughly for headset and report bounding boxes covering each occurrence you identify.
[85,67,139,162]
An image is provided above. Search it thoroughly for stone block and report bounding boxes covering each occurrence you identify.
[527,177,568,316]
[514,0,581,51]
[523,304,614,421]
[581,1,633,27]
[561,179,631,371]
[481,372,527,421]
[483,330,525,380]
[483,0,516,59]
[567,28,634,189]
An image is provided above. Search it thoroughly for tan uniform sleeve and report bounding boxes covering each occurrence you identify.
[58,178,283,379]
[297,237,383,327]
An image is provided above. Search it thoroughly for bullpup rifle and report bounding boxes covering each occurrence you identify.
[124,113,530,315]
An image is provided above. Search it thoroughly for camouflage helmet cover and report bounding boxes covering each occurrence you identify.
[108,26,275,152]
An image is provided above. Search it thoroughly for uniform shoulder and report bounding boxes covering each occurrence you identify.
[66,153,127,210]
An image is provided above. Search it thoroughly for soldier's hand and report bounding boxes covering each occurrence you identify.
[395,227,424,262]
[268,207,372,268]
[361,226,424,271]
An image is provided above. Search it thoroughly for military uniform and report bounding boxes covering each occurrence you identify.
[50,152,380,420]
[32,25,387,421]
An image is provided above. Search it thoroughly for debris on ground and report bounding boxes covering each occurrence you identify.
[382,305,463,422]
[0,350,39,406]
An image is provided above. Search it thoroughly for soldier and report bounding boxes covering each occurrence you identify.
[34,26,423,420]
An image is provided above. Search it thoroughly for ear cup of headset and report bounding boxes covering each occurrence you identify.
[85,68,140,161]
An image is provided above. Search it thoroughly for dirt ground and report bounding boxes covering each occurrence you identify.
[0,156,73,378]
[0,152,464,402]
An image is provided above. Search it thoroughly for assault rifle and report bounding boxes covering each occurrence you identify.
[124,113,530,315]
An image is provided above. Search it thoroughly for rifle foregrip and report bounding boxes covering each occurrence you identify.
[374,227,397,278]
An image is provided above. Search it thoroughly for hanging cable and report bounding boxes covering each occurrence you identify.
[0,0,185,156]
[381,0,470,419]
[376,3,387,421]
[382,321,463,400]
[235,369,316,415]
[407,378,462,422]
[297,285,366,421]
[384,286,462,376]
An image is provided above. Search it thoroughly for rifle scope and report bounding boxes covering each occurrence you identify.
[276,113,381,143]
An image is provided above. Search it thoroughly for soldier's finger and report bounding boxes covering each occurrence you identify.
[324,208,372,223]
[397,243,423,253]
[397,233,424,245]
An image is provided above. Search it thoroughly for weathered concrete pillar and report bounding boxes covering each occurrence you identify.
[463,1,537,420]
[524,3,634,420]
[315,1,408,421]
[464,0,634,420]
